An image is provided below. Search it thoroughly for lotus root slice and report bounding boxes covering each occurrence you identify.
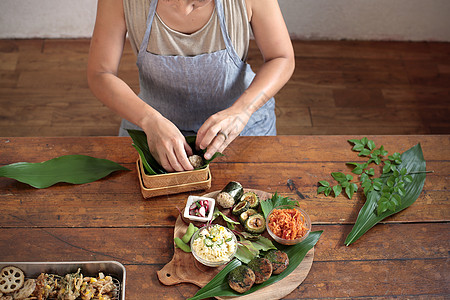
[0,266,25,293]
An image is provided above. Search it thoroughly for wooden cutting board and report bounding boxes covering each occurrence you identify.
[157,190,315,299]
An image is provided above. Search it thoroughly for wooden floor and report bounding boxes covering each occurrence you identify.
[0,39,449,137]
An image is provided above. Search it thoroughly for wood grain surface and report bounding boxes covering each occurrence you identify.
[1,39,449,137]
[157,190,315,300]
[0,136,449,299]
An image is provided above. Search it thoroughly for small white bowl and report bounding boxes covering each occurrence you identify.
[183,195,215,222]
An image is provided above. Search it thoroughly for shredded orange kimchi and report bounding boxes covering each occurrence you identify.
[268,208,308,240]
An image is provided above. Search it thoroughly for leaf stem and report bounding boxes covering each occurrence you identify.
[380,170,434,178]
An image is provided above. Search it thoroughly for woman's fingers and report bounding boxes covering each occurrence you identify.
[197,109,250,159]
[145,116,195,172]
[175,143,194,171]
[184,139,194,157]
[196,116,220,151]
[161,140,194,172]
[204,130,234,160]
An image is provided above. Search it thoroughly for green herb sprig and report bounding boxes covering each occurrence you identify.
[260,192,298,219]
[318,137,426,215]
[317,137,429,246]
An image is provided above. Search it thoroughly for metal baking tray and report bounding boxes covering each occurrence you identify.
[0,261,126,299]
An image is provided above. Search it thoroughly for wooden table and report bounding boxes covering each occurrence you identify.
[0,136,449,299]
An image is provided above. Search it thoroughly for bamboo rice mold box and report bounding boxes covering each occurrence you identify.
[136,157,211,198]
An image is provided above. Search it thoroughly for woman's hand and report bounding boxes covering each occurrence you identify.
[143,115,194,172]
[196,105,251,160]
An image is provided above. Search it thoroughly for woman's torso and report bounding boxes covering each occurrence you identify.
[119,0,276,137]
[123,0,250,60]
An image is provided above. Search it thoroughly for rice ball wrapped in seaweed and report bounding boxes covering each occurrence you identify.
[188,155,204,169]
[216,181,244,208]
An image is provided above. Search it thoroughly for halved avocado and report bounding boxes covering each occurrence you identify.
[240,191,260,209]
[239,209,258,224]
[232,200,249,216]
[244,213,266,234]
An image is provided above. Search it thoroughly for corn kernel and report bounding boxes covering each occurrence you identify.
[90,278,97,283]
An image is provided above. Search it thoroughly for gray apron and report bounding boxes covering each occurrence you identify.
[119,0,276,137]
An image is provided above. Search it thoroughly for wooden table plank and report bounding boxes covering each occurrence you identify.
[0,188,447,227]
[0,223,448,298]
[0,224,448,263]
[1,136,449,164]
[0,136,448,299]
[0,159,447,227]
[296,259,449,299]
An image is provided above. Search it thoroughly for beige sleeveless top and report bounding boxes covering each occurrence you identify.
[123,0,250,60]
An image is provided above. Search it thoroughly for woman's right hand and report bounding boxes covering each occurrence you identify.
[142,114,194,172]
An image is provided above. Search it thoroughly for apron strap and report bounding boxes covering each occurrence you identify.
[215,0,243,66]
[138,0,159,59]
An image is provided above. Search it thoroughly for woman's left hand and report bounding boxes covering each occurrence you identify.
[196,106,250,159]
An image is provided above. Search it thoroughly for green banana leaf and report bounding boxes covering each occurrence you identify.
[0,155,130,188]
[127,129,166,175]
[188,230,323,300]
[127,129,223,175]
[345,143,426,246]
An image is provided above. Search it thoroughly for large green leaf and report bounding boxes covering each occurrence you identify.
[0,155,129,188]
[345,143,426,246]
[127,129,166,175]
[188,230,323,300]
